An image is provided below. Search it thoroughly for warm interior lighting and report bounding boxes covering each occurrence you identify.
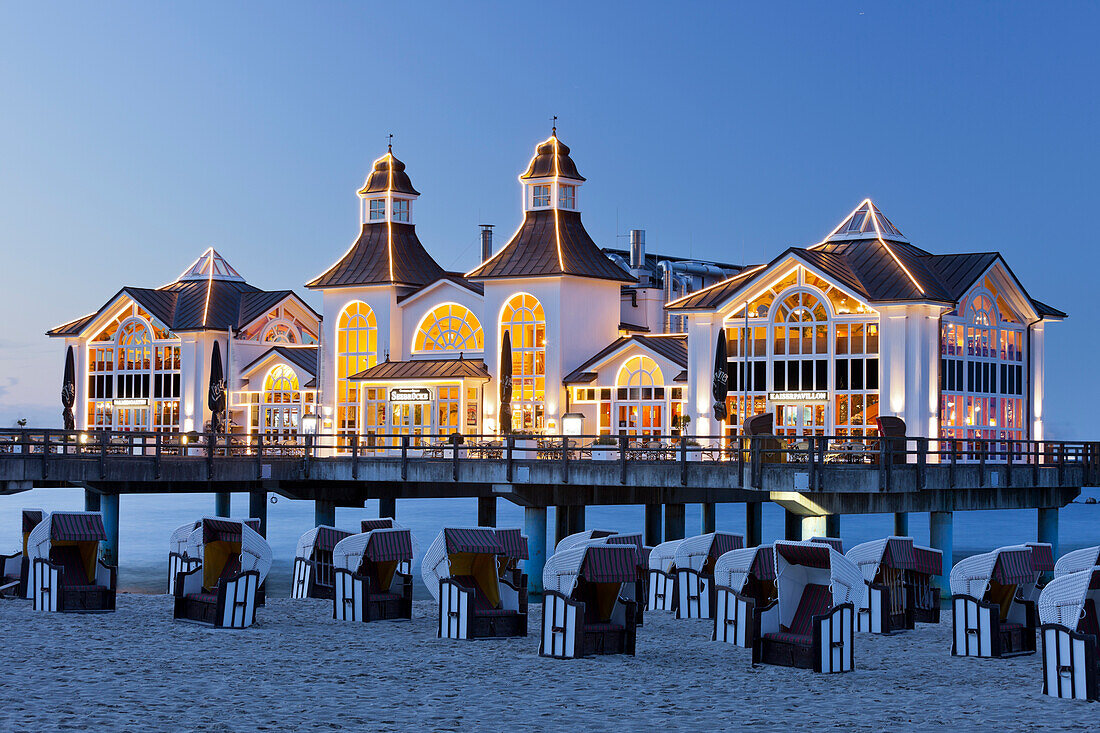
[561,412,584,436]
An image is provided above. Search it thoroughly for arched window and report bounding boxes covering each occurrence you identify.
[262,320,300,344]
[261,365,300,436]
[500,293,545,431]
[413,303,484,353]
[614,356,665,437]
[336,302,378,439]
[970,294,996,327]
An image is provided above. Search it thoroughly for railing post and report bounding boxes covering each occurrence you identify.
[879,437,887,492]
[978,438,986,487]
[917,437,927,491]
[42,429,50,480]
[561,435,569,485]
[737,435,745,488]
[680,435,687,487]
[452,434,460,482]
[400,435,409,481]
[750,437,761,489]
[304,434,313,479]
[154,431,162,479]
[506,436,514,482]
[205,431,214,480]
[351,433,359,480]
[808,436,817,491]
[255,432,264,479]
[619,434,628,485]
[1058,441,1065,485]
[1005,439,1013,487]
[99,430,108,479]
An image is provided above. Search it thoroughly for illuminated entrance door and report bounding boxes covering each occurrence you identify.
[774,402,827,437]
[115,405,149,431]
[390,402,430,444]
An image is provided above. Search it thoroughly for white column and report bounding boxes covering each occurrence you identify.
[71,338,88,430]
[1030,322,1045,441]
[686,315,715,437]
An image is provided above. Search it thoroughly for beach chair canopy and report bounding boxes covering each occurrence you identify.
[911,545,943,577]
[674,532,745,572]
[1054,546,1100,578]
[543,543,638,596]
[809,536,844,553]
[555,529,615,554]
[774,541,864,609]
[1038,567,1100,629]
[713,545,777,594]
[845,536,917,583]
[333,527,416,584]
[185,518,272,587]
[649,539,683,573]
[606,533,647,569]
[495,528,529,561]
[294,525,353,562]
[421,527,506,601]
[26,512,108,585]
[1026,542,1055,573]
[361,518,396,533]
[949,545,1033,598]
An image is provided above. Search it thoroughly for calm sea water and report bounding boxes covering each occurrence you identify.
[4,487,1097,598]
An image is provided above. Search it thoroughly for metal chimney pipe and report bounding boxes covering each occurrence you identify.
[629,229,646,270]
[480,225,494,262]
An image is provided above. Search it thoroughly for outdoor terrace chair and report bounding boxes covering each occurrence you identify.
[540,541,639,659]
[950,545,1039,658]
[291,525,353,600]
[713,544,777,649]
[173,517,271,629]
[674,532,745,619]
[846,536,916,634]
[647,539,683,612]
[1038,567,1100,701]
[422,527,528,640]
[333,528,416,622]
[909,544,943,624]
[750,541,862,673]
[26,511,116,613]
[1,509,43,599]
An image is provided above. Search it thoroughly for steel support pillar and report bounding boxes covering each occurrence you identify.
[664,503,685,541]
[100,493,119,567]
[801,515,827,541]
[930,510,953,596]
[84,489,100,512]
[745,502,763,547]
[1038,507,1059,578]
[894,512,910,537]
[825,514,841,538]
[314,500,336,528]
[524,506,547,596]
[554,507,570,547]
[379,497,396,520]
[214,492,231,517]
[644,504,662,546]
[477,496,497,527]
[249,491,268,538]
[568,505,585,535]
[784,509,801,541]
[701,503,716,534]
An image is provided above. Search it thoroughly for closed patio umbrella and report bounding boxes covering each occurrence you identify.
[61,346,75,431]
[208,340,226,435]
[499,330,513,434]
[712,328,728,421]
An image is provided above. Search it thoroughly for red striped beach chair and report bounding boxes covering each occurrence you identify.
[605,532,648,627]
[846,536,916,634]
[674,532,745,619]
[540,542,639,659]
[909,544,943,624]
[950,545,1038,657]
[494,527,529,590]
[751,541,862,673]
[713,545,778,648]
[1038,567,1100,701]
[26,511,116,613]
[809,536,844,553]
[333,528,416,622]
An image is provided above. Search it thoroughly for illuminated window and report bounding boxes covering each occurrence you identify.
[393,199,409,222]
[414,303,484,353]
[369,200,385,220]
[336,302,378,441]
[261,320,299,344]
[532,185,550,208]
[500,293,545,431]
[261,365,301,436]
[614,356,666,437]
[558,184,575,209]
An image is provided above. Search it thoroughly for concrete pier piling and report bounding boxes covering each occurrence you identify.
[314,500,336,528]
[379,497,396,520]
[100,493,119,566]
[745,502,762,547]
[701,503,716,534]
[664,503,686,541]
[1038,507,1059,570]
[524,506,547,595]
[477,496,497,527]
[214,492,231,518]
[894,512,909,537]
[644,504,662,546]
[784,510,800,541]
[930,510,953,595]
[825,514,840,539]
[800,515,827,541]
[84,489,100,512]
[249,491,267,537]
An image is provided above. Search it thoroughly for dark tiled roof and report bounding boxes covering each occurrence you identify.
[619,321,650,332]
[563,335,687,384]
[306,222,446,289]
[351,358,490,381]
[519,135,585,181]
[358,151,419,196]
[241,346,319,380]
[238,291,296,329]
[47,312,98,337]
[466,210,633,282]
[396,273,484,304]
[663,266,766,311]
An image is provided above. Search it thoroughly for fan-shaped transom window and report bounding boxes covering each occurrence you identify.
[414,303,484,353]
[262,320,299,344]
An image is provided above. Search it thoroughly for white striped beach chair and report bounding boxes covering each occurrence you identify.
[950,545,1038,658]
[1038,567,1100,701]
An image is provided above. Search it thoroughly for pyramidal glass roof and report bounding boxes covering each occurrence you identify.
[825,200,907,243]
[178,248,245,282]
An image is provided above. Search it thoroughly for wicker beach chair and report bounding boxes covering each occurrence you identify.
[647,539,683,612]
[673,532,745,619]
[1038,567,1100,701]
[846,536,916,634]
[26,511,116,613]
[809,536,844,553]
[361,518,414,574]
[1023,542,1056,600]
[167,520,202,595]
[713,545,777,648]
[291,526,353,600]
[1054,546,1100,578]
[751,541,862,673]
[909,544,943,624]
[173,518,271,629]
[540,541,639,659]
[604,532,648,627]
[1,509,44,598]
[422,527,528,640]
[333,528,416,622]
[950,545,1038,657]
[555,529,616,554]
[494,528,529,590]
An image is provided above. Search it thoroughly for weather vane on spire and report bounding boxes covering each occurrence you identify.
[387,133,393,153]
[551,115,557,136]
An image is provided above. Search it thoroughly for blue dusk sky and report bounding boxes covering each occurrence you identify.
[0,2,1096,436]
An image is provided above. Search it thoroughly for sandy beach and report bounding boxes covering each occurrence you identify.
[0,595,1091,732]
